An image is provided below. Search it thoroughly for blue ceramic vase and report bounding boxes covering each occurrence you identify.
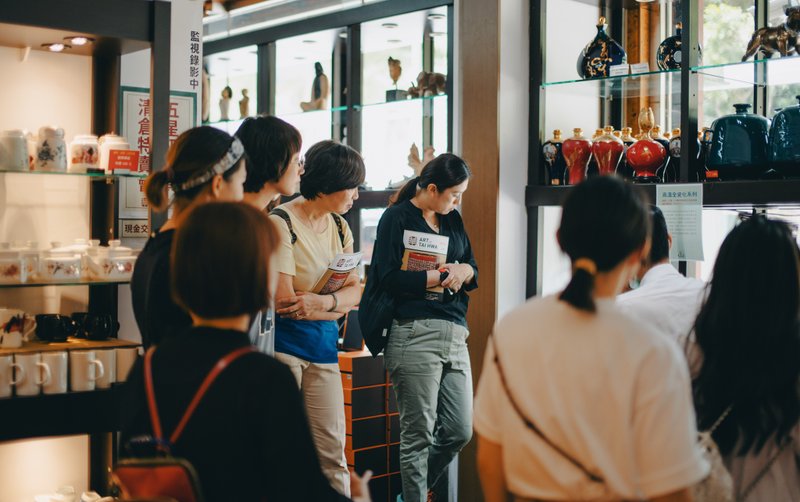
[706,104,770,180]
[578,17,627,79]
[657,24,683,70]
[542,129,567,185]
[769,95,800,177]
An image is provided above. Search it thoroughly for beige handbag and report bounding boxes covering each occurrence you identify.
[692,407,734,502]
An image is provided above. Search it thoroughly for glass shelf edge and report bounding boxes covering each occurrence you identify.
[0,170,146,178]
[542,69,680,88]
[356,94,448,110]
[0,279,130,288]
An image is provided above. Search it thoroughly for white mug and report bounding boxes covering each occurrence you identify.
[0,354,23,398]
[94,349,116,389]
[14,353,50,396]
[116,347,140,382]
[42,351,68,394]
[70,350,104,392]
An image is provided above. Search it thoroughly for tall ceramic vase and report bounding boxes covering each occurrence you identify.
[542,129,567,185]
[627,108,667,183]
[591,126,625,175]
[563,128,592,185]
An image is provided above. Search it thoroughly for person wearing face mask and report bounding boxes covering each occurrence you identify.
[269,140,366,496]
[131,126,247,348]
[368,154,478,502]
[235,116,306,355]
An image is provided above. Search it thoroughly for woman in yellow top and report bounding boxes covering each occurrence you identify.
[269,140,365,496]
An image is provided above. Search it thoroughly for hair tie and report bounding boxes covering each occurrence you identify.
[175,137,245,193]
[574,258,597,276]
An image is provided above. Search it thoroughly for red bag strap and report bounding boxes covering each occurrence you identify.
[144,345,258,448]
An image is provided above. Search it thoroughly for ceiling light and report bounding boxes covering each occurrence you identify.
[64,36,94,46]
[387,39,402,44]
[294,56,306,60]
[42,43,70,52]
[339,32,348,39]
[381,23,398,29]
[218,56,230,61]
[428,13,446,21]
[302,39,317,44]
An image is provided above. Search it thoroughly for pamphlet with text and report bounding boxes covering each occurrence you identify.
[401,230,450,301]
[312,252,363,294]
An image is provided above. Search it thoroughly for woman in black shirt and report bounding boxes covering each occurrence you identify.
[122,202,369,501]
[130,126,246,347]
[369,154,477,502]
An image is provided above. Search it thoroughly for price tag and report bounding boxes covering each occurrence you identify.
[630,62,651,75]
[609,64,630,77]
[108,150,140,172]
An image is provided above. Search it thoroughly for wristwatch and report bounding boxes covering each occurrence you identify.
[439,270,449,283]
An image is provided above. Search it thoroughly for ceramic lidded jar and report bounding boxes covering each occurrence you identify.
[98,133,131,173]
[591,125,625,175]
[0,243,27,284]
[657,23,684,70]
[69,134,100,173]
[578,17,627,79]
[707,104,770,180]
[35,126,67,172]
[627,108,667,183]
[562,128,593,185]
[769,95,800,177]
[542,129,568,186]
[87,240,137,280]
[0,130,30,171]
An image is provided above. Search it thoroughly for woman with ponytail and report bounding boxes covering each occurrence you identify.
[368,153,477,501]
[131,126,247,348]
[475,176,709,502]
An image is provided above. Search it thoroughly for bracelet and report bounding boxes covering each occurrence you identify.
[328,292,339,312]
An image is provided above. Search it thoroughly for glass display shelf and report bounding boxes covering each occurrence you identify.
[0,169,146,178]
[0,278,130,289]
[693,56,800,90]
[542,69,682,100]
[355,94,447,110]
[277,105,348,118]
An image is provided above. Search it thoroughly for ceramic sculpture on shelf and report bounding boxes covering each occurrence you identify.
[578,17,627,79]
[219,86,233,121]
[562,128,592,185]
[742,5,800,61]
[407,71,446,98]
[300,62,329,111]
[386,57,408,101]
[591,125,624,176]
[239,89,250,119]
[627,108,667,183]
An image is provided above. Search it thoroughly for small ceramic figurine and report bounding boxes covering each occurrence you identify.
[219,86,233,121]
[300,62,329,111]
[388,57,402,87]
[407,72,446,98]
[742,5,800,61]
[239,89,250,119]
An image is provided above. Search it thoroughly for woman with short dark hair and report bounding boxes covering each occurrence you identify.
[131,126,247,348]
[687,215,800,501]
[366,153,478,501]
[122,202,370,501]
[269,140,366,496]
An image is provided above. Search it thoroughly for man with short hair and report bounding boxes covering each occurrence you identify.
[617,206,705,343]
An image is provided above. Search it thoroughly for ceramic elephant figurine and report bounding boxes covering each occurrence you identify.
[742,6,800,61]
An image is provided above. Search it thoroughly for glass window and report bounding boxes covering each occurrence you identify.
[359,207,386,265]
[204,46,258,128]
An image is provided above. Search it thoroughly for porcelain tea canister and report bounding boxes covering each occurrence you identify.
[0,130,29,171]
[87,240,137,280]
[769,95,800,177]
[0,245,27,284]
[35,126,67,172]
[707,104,770,180]
[69,134,99,173]
[98,134,131,172]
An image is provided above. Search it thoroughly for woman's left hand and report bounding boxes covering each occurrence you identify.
[276,291,328,320]
[440,263,473,293]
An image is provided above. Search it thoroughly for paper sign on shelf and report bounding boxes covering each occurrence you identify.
[609,64,630,77]
[630,62,651,75]
[108,150,140,172]
[656,184,704,261]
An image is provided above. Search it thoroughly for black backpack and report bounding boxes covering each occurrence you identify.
[358,261,395,357]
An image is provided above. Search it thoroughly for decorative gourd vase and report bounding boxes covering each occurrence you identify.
[578,17,627,79]
[657,23,683,70]
[562,128,592,185]
[769,95,800,178]
[707,103,770,180]
[542,129,567,185]
[586,129,603,177]
[628,108,667,183]
[652,126,673,182]
[591,126,624,175]
[617,127,636,179]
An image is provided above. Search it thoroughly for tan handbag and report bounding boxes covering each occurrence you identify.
[692,407,734,502]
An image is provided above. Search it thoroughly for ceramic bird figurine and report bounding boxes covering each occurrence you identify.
[388,57,402,87]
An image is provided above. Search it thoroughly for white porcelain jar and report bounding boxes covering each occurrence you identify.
[0,244,27,284]
[35,126,68,172]
[98,134,130,173]
[0,129,29,171]
[69,134,100,173]
[87,240,137,280]
[40,243,82,282]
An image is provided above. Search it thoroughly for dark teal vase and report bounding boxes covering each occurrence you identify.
[769,95,800,178]
[706,104,770,180]
[578,17,627,79]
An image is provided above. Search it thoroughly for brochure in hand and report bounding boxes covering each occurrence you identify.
[312,252,363,294]
[401,230,449,301]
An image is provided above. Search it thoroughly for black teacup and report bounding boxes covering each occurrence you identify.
[71,312,90,338]
[35,314,77,342]
[84,314,120,341]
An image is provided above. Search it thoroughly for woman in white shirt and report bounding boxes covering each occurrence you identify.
[687,215,800,501]
[474,176,709,502]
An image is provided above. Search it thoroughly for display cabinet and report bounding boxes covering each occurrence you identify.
[527,0,800,296]
[0,0,171,493]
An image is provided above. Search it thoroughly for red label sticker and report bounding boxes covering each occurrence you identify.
[706,170,719,179]
[109,150,140,171]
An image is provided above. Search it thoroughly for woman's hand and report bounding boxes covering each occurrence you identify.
[276,291,331,320]
[349,469,373,502]
[440,263,474,293]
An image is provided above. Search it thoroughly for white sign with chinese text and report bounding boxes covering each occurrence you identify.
[120,219,151,239]
[656,184,704,261]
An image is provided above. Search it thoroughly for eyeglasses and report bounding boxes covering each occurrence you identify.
[294,156,305,168]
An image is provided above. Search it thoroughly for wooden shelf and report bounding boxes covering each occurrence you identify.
[0,337,140,356]
[526,179,800,208]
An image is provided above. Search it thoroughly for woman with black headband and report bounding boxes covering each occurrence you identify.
[131,126,247,348]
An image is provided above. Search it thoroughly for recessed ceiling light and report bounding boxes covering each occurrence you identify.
[302,39,317,44]
[294,56,306,60]
[430,32,447,38]
[64,36,94,46]
[428,13,446,21]
[42,43,70,52]
[339,32,348,39]
[382,23,399,29]
[387,39,402,44]
[218,57,230,61]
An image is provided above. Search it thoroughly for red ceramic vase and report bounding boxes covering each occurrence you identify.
[562,128,593,185]
[591,126,625,175]
[628,107,667,183]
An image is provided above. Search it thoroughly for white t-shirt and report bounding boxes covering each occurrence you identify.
[617,264,706,344]
[474,295,709,501]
